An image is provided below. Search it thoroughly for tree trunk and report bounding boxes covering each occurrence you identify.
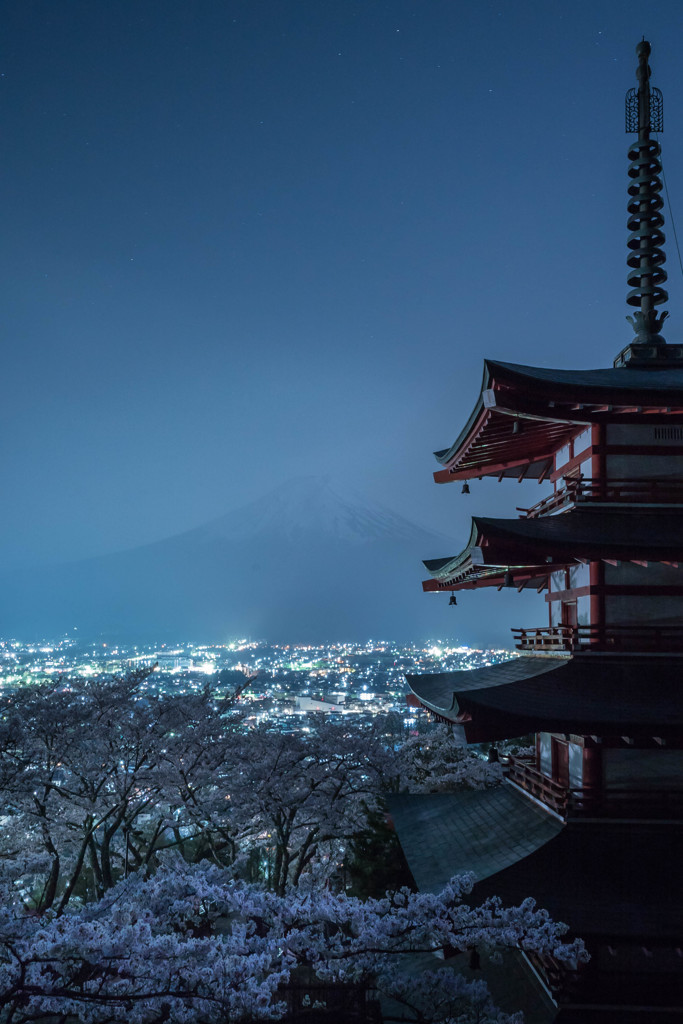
[56,832,91,915]
[101,809,127,890]
[87,834,104,900]
[39,854,61,912]
[292,831,317,888]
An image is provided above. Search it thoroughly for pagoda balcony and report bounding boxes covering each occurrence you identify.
[518,477,683,518]
[505,756,683,821]
[505,756,568,815]
[511,623,683,654]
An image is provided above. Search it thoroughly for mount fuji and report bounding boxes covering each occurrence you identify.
[4,478,459,643]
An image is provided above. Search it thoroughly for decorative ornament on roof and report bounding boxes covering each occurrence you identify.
[615,40,683,367]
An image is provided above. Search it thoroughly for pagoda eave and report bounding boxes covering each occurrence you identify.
[406,655,683,744]
[435,359,683,483]
[434,456,555,484]
[422,510,683,587]
[422,566,550,592]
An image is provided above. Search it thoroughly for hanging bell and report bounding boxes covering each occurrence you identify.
[503,569,514,588]
[448,593,457,606]
[461,482,470,494]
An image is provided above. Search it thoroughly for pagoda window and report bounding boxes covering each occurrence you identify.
[606,423,683,479]
[654,426,683,442]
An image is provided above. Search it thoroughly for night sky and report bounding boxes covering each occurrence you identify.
[3,3,683,605]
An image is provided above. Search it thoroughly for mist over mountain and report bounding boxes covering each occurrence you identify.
[3,477,462,643]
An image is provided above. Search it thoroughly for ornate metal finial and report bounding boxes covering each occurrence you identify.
[617,40,672,365]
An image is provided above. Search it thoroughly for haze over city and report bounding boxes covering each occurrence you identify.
[3,1,683,643]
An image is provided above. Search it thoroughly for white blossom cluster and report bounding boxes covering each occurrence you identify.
[0,855,586,1023]
[391,728,505,793]
[0,677,499,913]
[0,674,586,1023]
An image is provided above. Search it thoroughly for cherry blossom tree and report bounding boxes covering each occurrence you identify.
[389,726,504,793]
[0,676,391,906]
[0,673,249,912]
[0,676,589,1022]
[0,855,587,1024]
[230,722,386,894]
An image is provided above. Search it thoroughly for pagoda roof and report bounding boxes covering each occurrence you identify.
[386,787,562,891]
[473,820,683,940]
[435,359,683,482]
[406,654,683,742]
[423,508,683,590]
[390,789,683,940]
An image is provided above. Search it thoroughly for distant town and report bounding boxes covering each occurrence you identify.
[0,635,516,732]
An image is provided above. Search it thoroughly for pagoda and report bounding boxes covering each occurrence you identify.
[397,41,683,1021]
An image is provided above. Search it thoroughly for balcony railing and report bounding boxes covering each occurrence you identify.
[505,757,683,821]
[505,757,568,814]
[511,623,683,653]
[518,476,683,518]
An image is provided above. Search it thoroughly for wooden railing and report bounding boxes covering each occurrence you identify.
[506,757,683,821]
[512,623,683,653]
[517,482,579,518]
[506,757,568,815]
[518,476,683,518]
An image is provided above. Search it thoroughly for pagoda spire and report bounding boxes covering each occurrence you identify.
[619,40,671,363]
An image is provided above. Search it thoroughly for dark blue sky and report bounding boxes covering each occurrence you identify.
[2,1,683,570]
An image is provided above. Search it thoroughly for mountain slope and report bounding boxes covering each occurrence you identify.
[4,478,458,642]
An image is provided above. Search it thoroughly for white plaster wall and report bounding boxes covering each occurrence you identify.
[605,424,683,480]
[604,594,683,624]
[568,742,583,788]
[603,562,683,586]
[569,563,590,588]
[577,595,591,625]
[574,427,591,456]
[607,453,683,479]
[555,443,571,472]
[538,733,552,776]
[607,425,683,445]
[550,571,565,592]
[603,749,683,791]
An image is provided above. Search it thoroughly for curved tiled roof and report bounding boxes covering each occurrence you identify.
[473,820,683,939]
[423,508,683,588]
[407,654,683,741]
[490,359,683,393]
[386,787,563,891]
[434,359,683,481]
[407,657,558,711]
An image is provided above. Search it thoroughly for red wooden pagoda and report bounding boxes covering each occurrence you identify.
[402,41,683,1021]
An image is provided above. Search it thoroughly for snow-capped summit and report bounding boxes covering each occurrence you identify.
[3,478,455,643]
[194,476,441,547]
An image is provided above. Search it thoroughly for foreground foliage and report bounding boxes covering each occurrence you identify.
[0,672,581,1022]
[0,673,501,909]
[0,856,586,1023]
